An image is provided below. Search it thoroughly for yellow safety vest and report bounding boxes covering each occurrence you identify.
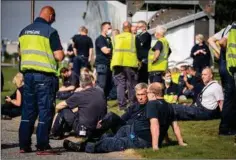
[226,24,236,74]
[110,32,138,70]
[19,34,57,74]
[148,37,169,72]
[164,95,177,104]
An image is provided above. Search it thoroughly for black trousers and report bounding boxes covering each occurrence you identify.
[1,103,21,117]
[138,63,148,83]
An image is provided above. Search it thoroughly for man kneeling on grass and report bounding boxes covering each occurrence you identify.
[63,82,186,153]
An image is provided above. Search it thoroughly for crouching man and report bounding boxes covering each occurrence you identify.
[63,82,186,152]
[50,74,107,139]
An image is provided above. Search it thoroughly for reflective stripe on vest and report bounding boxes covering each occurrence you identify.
[113,35,136,53]
[148,37,169,72]
[226,24,236,74]
[19,34,57,74]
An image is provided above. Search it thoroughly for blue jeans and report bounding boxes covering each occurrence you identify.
[19,72,58,150]
[96,64,112,98]
[172,104,220,121]
[85,125,151,153]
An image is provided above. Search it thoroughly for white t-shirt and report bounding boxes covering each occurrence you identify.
[201,80,224,110]
[213,25,231,40]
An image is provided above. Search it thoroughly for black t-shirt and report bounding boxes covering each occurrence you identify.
[66,87,107,130]
[136,32,151,60]
[178,75,196,93]
[134,100,175,144]
[72,34,93,57]
[164,82,180,96]
[121,103,146,125]
[63,71,80,88]
[95,35,112,65]
[67,44,75,60]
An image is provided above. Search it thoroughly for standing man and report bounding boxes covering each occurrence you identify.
[18,6,64,154]
[148,25,170,83]
[111,21,139,110]
[95,22,113,98]
[72,26,93,75]
[136,20,152,83]
[208,24,236,135]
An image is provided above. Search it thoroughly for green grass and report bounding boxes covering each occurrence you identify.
[1,67,236,159]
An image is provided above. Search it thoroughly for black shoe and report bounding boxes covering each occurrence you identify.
[63,140,84,152]
[36,145,59,155]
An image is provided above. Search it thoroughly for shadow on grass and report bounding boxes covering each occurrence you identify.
[1,143,19,149]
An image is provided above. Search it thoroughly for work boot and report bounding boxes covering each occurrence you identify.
[36,145,59,155]
[19,147,32,153]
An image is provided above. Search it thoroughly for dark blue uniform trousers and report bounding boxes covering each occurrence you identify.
[73,55,89,76]
[85,125,151,153]
[96,64,113,98]
[219,58,236,134]
[19,72,58,150]
[51,108,75,136]
[113,67,138,109]
[149,71,163,83]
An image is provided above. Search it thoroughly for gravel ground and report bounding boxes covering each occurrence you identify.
[1,118,137,160]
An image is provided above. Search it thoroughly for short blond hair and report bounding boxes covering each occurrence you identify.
[148,82,164,96]
[12,72,24,88]
[196,34,204,41]
[156,25,167,36]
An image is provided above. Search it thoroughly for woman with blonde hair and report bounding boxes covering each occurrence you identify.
[1,72,24,120]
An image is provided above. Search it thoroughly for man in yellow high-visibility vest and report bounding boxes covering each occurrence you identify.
[148,25,170,83]
[18,6,64,154]
[111,21,139,110]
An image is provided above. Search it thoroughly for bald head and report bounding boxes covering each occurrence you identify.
[123,21,131,32]
[148,82,164,96]
[39,6,56,24]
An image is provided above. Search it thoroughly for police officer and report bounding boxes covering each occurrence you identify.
[111,21,139,110]
[225,22,236,135]
[136,20,152,83]
[148,25,170,83]
[95,22,113,98]
[208,24,236,135]
[18,6,64,154]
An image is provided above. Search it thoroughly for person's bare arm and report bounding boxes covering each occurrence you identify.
[219,37,227,49]
[89,48,93,62]
[59,85,75,92]
[150,118,160,150]
[208,37,220,59]
[5,89,22,107]
[218,100,224,112]
[101,47,111,55]
[152,50,160,64]
[54,50,64,62]
[56,101,68,113]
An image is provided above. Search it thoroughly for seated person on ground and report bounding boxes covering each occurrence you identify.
[50,74,107,139]
[56,67,80,100]
[187,66,204,102]
[95,83,149,136]
[147,83,187,148]
[2,73,24,120]
[162,70,180,104]
[178,65,196,99]
[63,82,186,153]
[170,67,180,84]
[173,67,223,121]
